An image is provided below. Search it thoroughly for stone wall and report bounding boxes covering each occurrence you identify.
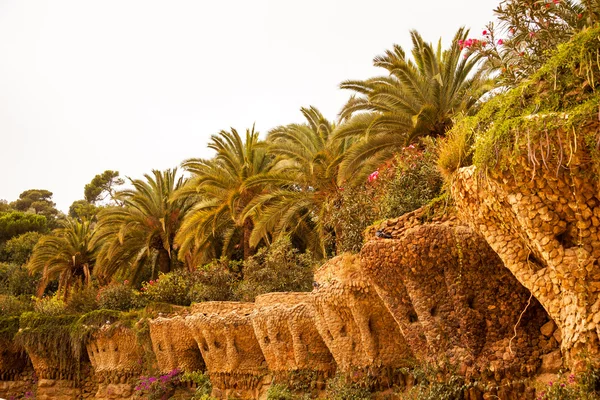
[251,292,335,390]
[452,127,600,369]
[186,302,270,399]
[86,326,143,399]
[312,253,413,388]
[149,316,205,373]
[362,210,557,386]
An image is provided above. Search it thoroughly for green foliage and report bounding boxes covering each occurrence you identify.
[141,270,194,306]
[0,211,47,243]
[325,375,372,400]
[176,127,271,262]
[15,312,78,370]
[379,140,443,219]
[68,199,100,219]
[10,189,60,226]
[324,185,380,254]
[471,0,592,87]
[0,231,43,264]
[94,169,189,282]
[267,384,296,400]
[536,370,600,400]
[84,170,124,204]
[32,294,67,315]
[0,295,33,316]
[97,282,146,311]
[182,371,213,399]
[189,258,240,302]
[335,28,489,182]
[450,26,600,173]
[28,218,101,297]
[65,285,99,313]
[0,262,40,296]
[235,237,314,302]
[437,116,477,177]
[242,107,347,259]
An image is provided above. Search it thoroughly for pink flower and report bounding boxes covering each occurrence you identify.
[367,170,379,183]
[497,39,504,45]
[124,280,129,285]
[529,31,535,38]
[482,30,488,35]
[553,0,559,3]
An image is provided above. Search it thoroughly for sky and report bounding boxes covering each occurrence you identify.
[0,0,500,212]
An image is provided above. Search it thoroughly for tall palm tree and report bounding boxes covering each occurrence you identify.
[175,127,271,263]
[27,218,101,298]
[335,28,489,183]
[243,106,350,258]
[93,169,190,282]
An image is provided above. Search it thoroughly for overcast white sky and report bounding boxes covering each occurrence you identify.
[0,0,500,212]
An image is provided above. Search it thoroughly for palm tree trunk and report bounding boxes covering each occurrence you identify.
[158,248,171,274]
[243,218,255,259]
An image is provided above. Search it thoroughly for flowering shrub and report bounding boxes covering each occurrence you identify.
[134,368,182,400]
[378,139,443,220]
[536,370,600,400]
[141,270,194,306]
[464,0,594,86]
[97,282,145,311]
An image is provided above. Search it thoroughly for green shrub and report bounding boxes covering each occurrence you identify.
[537,370,600,400]
[437,116,476,177]
[267,384,295,400]
[324,185,381,254]
[379,140,443,220]
[0,231,43,264]
[189,258,241,303]
[0,262,40,297]
[235,237,315,302]
[325,375,372,400]
[142,270,194,306]
[97,282,146,311]
[33,294,67,316]
[183,371,213,399]
[0,295,33,316]
[66,285,99,313]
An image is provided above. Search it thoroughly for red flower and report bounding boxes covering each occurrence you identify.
[578,13,583,19]
[482,30,488,35]
[367,170,379,183]
[553,0,559,3]
[497,39,504,45]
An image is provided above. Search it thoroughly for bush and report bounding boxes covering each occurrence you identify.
[134,368,182,400]
[0,295,33,316]
[66,285,99,313]
[183,371,213,399]
[379,140,443,220]
[325,375,372,400]
[1,231,43,264]
[33,295,67,316]
[141,270,194,306]
[324,185,381,254]
[267,384,295,400]
[537,370,600,400]
[437,117,476,177]
[235,237,315,302]
[0,262,39,297]
[97,282,145,311]
[189,258,241,303]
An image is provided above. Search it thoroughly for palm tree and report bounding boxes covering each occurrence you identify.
[93,169,190,282]
[243,106,350,258]
[27,218,101,298]
[335,28,489,183]
[175,127,271,263]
